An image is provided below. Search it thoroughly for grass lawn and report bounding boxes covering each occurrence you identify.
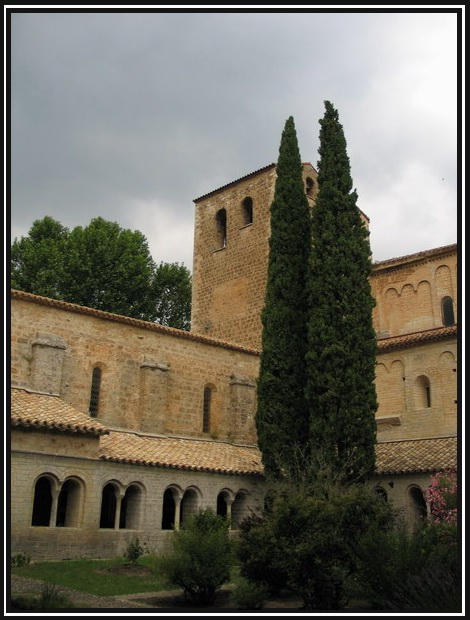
[11,556,170,596]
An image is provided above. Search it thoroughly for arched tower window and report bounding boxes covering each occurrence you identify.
[215,209,227,248]
[441,296,455,326]
[241,197,253,226]
[203,386,213,433]
[89,366,101,417]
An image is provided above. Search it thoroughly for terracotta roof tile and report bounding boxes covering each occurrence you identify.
[377,326,457,352]
[100,432,263,476]
[10,390,457,477]
[372,243,457,272]
[11,388,110,436]
[375,436,457,475]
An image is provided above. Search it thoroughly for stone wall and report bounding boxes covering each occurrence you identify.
[11,295,259,444]
[11,447,264,560]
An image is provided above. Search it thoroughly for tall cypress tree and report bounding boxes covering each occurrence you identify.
[256,116,312,478]
[306,101,377,482]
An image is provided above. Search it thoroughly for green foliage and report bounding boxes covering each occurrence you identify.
[153,261,192,330]
[123,538,148,564]
[10,216,192,329]
[354,521,461,611]
[11,553,31,568]
[39,582,71,609]
[306,101,377,482]
[256,116,312,478]
[230,576,269,610]
[235,512,288,596]
[11,216,69,298]
[157,508,234,606]
[236,469,394,611]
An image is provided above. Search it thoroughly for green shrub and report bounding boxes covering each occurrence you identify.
[39,583,72,609]
[236,474,395,610]
[11,553,31,568]
[236,512,288,595]
[355,521,461,611]
[123,537,147,564]
[158,508,233,606]
[230,577,269,610]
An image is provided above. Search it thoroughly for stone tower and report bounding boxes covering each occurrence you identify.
[190,162,321,349]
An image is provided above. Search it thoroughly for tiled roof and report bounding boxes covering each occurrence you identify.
[10,289,259,356]
[372,243,457,273]
[377,326,457,353]
[10,389,457,477]
[375,436,457,475]
[99,432,263,476]
[193,163,276,202]
[11,388,110,436]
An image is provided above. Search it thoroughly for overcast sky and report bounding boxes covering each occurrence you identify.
[8,8,461,272]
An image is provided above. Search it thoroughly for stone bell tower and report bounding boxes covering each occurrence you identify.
[190,162,320,349]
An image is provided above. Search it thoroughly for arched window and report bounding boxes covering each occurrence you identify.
[241,197,253,226]
[31,476,53,526]
[180,488,199,526]
[203,386,212,433]
[162,488,177,530]
[89,366,102,417]
[217,491,228,518]
[306,177,315,197]
[231,490,249,529]
[99,483,117,528]
[215,209,227,248]
[415,375,431,408]
[56,478,82,527]
[441,297,455,326]
[120,484,142,530]
[407,486,427,529]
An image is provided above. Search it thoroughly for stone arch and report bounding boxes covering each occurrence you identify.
[56,476,84,528]
[405,484,427,529]
[435,264,454,297]
[231,489,250,529]
[161,484,184,530]
[99,480,121,529]
[120,482,145,530]
[375,359,405,417]
[216,488,235,521]
[31,473,60,527]
[180,486,201,526]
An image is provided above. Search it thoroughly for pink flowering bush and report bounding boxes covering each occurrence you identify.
[426,467,458,526]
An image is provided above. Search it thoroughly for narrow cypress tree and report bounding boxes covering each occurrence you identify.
[306,101,377,482]
[256,116,312,478]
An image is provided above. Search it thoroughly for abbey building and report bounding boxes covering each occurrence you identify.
[10,163,457,560]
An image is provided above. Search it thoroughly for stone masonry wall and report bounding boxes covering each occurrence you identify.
[11,296,260,444]
[11,448,265,560]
